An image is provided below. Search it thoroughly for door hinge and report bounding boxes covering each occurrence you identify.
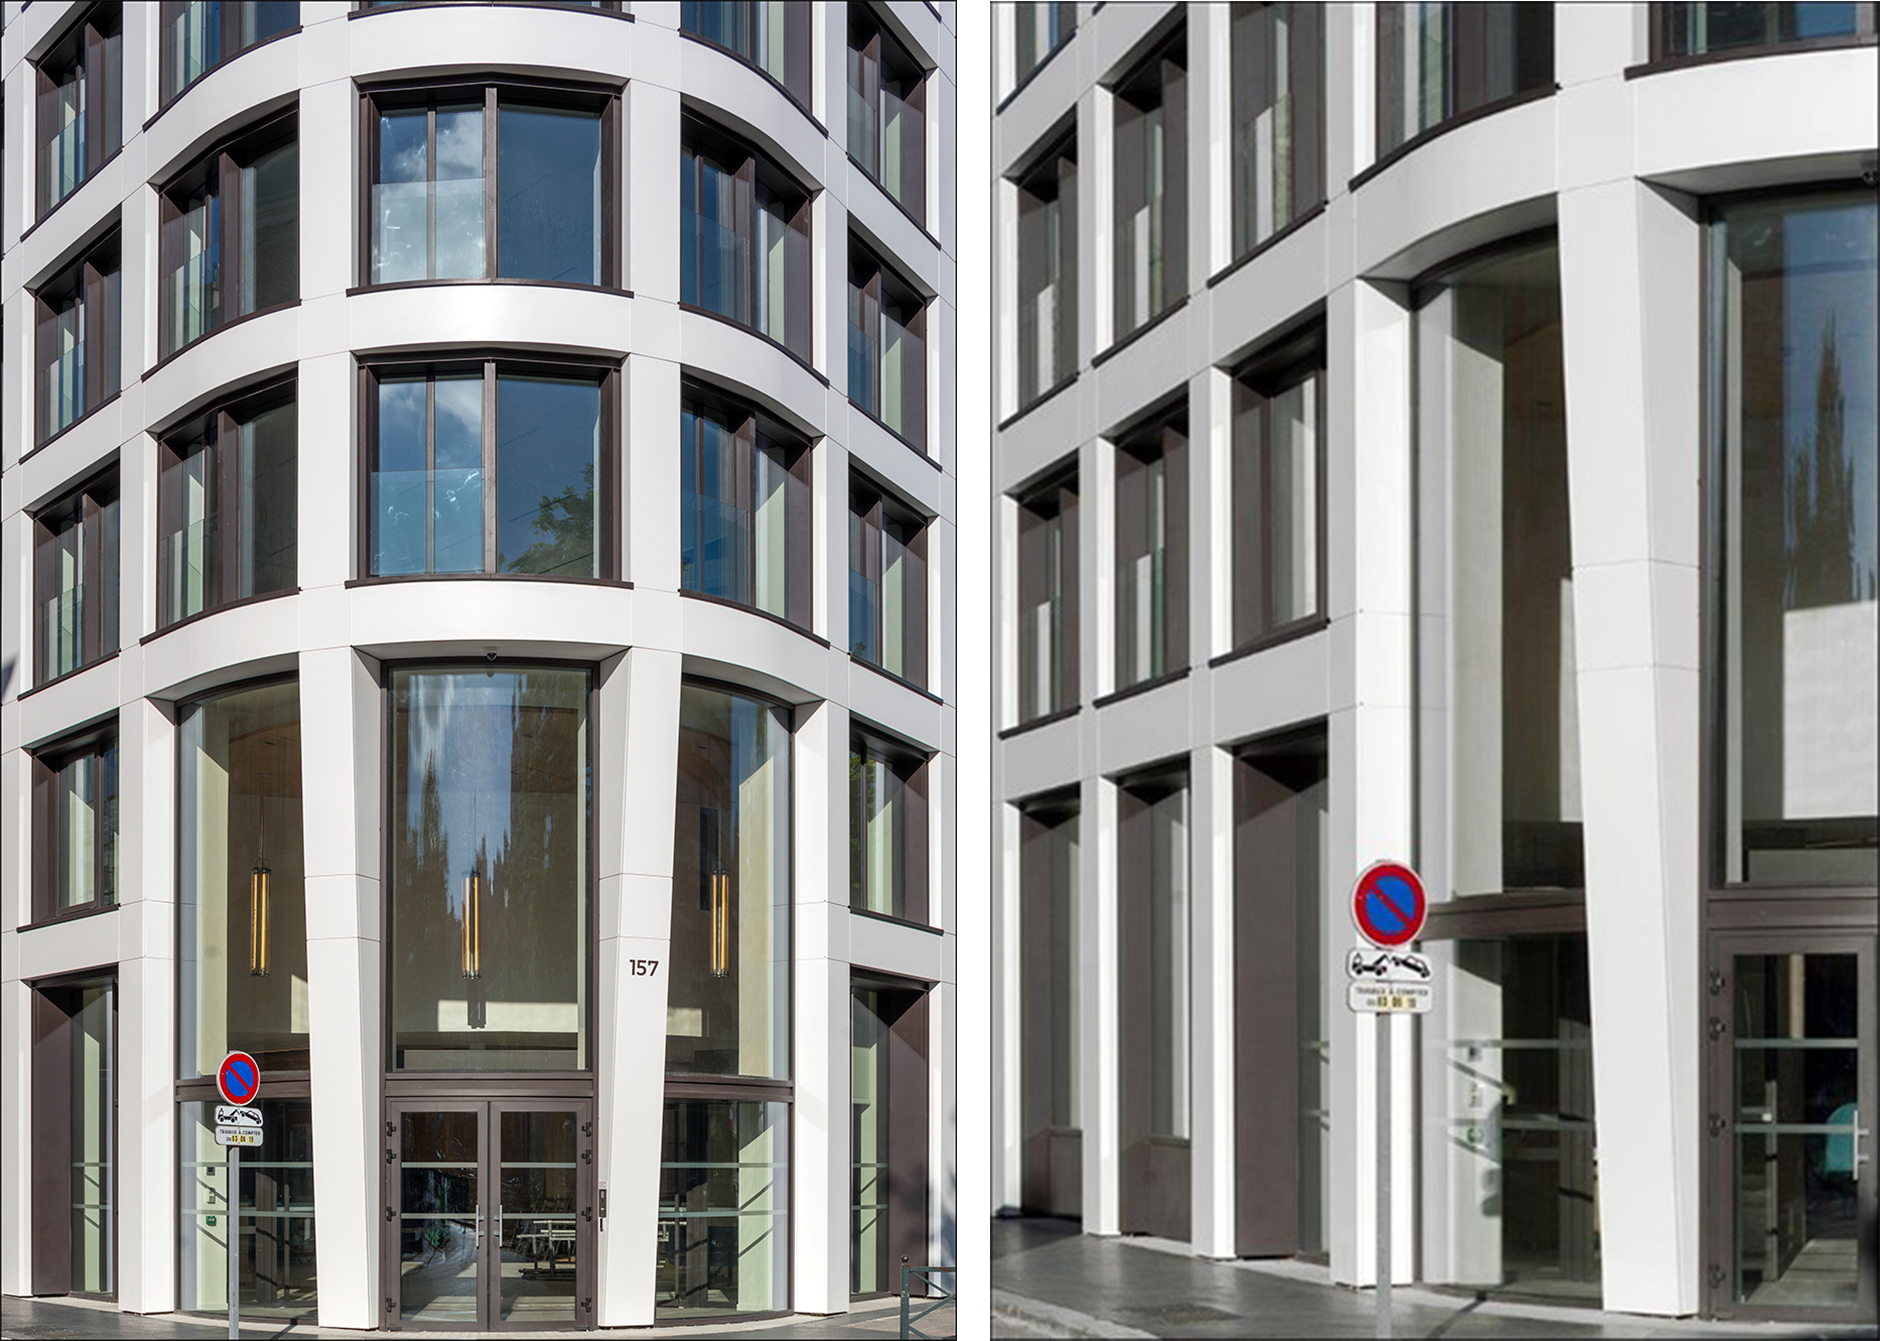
[1707,968,1726,996]
[386,1120,397,1136]
[583,1149,592,1165]
[386,1148,397,1163]
[582,1297,592,1312]
[385,1206,395,1222]
[583,1206,592,1222]
[582,1121,593,1136]
[1708,1016,1726,1041]
[386,1296,396,1312]
[1708,1113,1726,1137]
[1708,1265,1726,1289]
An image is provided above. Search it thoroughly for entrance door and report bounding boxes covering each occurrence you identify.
[385,1100,594,1331]
[30,977,115,1298]
[1708,935,1876,1319]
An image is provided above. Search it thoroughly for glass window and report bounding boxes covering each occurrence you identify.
[848,240,929,450]
[681,2,812,106]
[1711,192,1877,888]
[848,6,927,226]
[1014,467,1079,724]
[32,727,119,924]
[851,731,930,924]
[32,981,115,1299]
[680,120,813,359]
[1376,2,1554,157]
[1417,241,1580,896]
[1115,408,1187,689]
[1111,28,1186,341]
[1424,933,1598,1300]
[35,3,122,218]
[158,384,298,628]
[1230,3,1324,259]
[1657,2,1875,58]
[159,117,299,358]
[1017,793,1079,1218]
[657,1098,789,1318]
[849,987,928,1298]
[1013,1,1075,85]
[160,2,298,107]
[1230,336,1322,651]
[389,667,591,1072]
[848,482,927,685]
[679,384,812,627]
[178,1098,316,1319]
[1013,133,1077,409]
[1119,769,1189,1143]
[177,681,305,1077]
[668,684,792,1081]
[33,474,119,686]
[34,234,121,445]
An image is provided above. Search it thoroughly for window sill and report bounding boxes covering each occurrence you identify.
[679,587,830,648]
[1092,665,1189,709]
[1350,82,1559,193]
[998,705,1079,741]
[850,905,944,937]
[677,303,828,387]
[997,371,1079,433]
[17,649,122,701]
[22,145,125,245]
[845,151,939,249]
[1626,32,1876,79]
[345,278,633,299]
[1207,201,1328,291]
[18,389,126,468]
[143,26,304,135]
[148,299,302,379]
[1092,294,1188,369]
[851,653,942,705]
[849,399,937,468]
[347,573,631,589]
[348,1,631,16]
[19,901,119,935]
[659,1076,794,1101]
[997,35,1074,114]
[678,28,822,133]
[1206,614,1329,671]
[142,587,299,646]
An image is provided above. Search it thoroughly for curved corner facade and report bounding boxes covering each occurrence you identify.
[3,0,958,1329]
[991,0,1876,1323]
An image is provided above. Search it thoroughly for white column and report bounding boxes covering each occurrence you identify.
[626,79,681,304]
[1187,742,1235,1258]
[1079,773,1119,1234]
[1192,0,1231,290]
[992,800,1023,1212]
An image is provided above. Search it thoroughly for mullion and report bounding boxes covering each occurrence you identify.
[1259,391,1275,639]
[217,410,241,609]
[426,105,437,282]
[425,378,437,573]
[483,362,497,574]
[485,87,500,280]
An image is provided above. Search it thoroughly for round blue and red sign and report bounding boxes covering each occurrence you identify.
[217,1051,262,1107]
[1352,861,1427,949]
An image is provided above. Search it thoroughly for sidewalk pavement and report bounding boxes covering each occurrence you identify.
[991,1218,1878,1340]
[1,1293,952,1341]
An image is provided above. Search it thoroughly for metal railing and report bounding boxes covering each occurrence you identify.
[900,1258,955,1340]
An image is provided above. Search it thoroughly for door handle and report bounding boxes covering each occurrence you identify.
[1856,1125,1870,1177]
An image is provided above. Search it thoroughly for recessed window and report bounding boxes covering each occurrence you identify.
[1114,406,1187,690]
[1012,131,1077,410]
[160,1,297,107]
[158,113,299,358]
[1014,465,1079,724]
[851,729,930,924]
[34,232,121,445]
[1013,1,1076,85]
[364,360,615,581]
[681,117,814,359]
[1230,330,1323,653]
[1111,26,1186,340]
[35,3,122,218]
[680,381,813,627]
[682,1,812,106]
[1375,2,1554,158]
[848,480,928,686]
[157,380,298,628]
[849,240,929,450]
[1230,2,1324,259]
[1654,1,1875,59]
[848,5,927,226]
[33,472,119,687]
[365,84,617,287]
[31,723,119,924]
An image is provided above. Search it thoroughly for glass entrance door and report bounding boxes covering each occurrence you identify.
[386,1100,593,1331]
[1710,936,1876,1318]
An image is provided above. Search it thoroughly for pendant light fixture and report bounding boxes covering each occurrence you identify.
[250,773,271,976]
[709,861,730,978]
[461,865,482,979]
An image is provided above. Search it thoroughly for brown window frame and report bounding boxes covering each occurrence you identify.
[850,728,933,928]
[158,0,300,108]
[33,229,122,447]
[29,720,120,928]
[848,477,930,689]
[35,2,123,221]
[1371,1,1556,169]
[1648,0,1877,64]
[680,1,814,112]
[32,469,120,689]
[848,236,930,454]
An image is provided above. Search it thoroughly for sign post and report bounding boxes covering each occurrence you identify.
[215,1052,262,1340]
[1347,861,1428,1341]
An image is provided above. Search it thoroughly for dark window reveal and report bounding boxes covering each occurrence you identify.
[682,2,812,105]
[1114,407,1188,689]
[1111,26,1187,340]
[681,118,814,359]
[31,724,119,924]
[849,480,928,686]
[34,232,121,444]
[1376,2,1554,157]
[849,239,929,450]
[1013,132,1078,410]
[36,3,122,218]
[850,729,930,924]
[33,473,119,687]
[848,4,927,225]
[1015,466,1080,723]
[1230,3,1324,258]
[1655,1,1875,59]
[160,1,298,107]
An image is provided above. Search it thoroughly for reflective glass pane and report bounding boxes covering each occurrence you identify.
[851,990,889,1295]
[496,1111,578,1322]
[658,1099,789,1318]
[373,110,428,284]
[398,1110,480,1324]
[498,104,600,284]
[70,985,113,1296]
[373,377,427,576]
[495,375,599,577]
[178,1098,316,1319]
[240,140,298,315]
[435,105,487,280]
[434,376,486,574]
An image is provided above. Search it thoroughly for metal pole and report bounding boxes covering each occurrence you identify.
[1376,1012,1391,1340]
[228,1142,239,1340]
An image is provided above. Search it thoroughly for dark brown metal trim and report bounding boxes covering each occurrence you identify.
[1349,81,1559,193]
[996,23,1075,115]
[677,301,829,386]
[847,149,942,248]
[1206,615,1330,671]
[345,278,634,298]
[851,653,943,704]
[678,587,830,647]
[343,575,633,591]
[22,149,124,241]
[1091,666,1190,709]
[145,299,302,378]
[1628,30,1875,79]
[142,24,303,131]
[21,389,125,463]
[852,399,940,468]
[850,905,945,937]
[997,371,1079,432]
[1092,294,1189,369]
[678,26,822,132]
[348,0,630,15]
[1207,201,1328,291]
[18,899,120,935]
[140,587,300,644]
[998,705,1080,740]
[17,649,122,701]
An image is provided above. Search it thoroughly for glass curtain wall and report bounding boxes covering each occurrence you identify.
[1376,2,1555,156]
[681,1,812,104]
[33,476,119,686]
[1417,241,1581,897]
[1111,30,1186,341]
[1710,191,1877,888]
[1017,792,1079,1217]
[679,385,811,627]
[657,1099,790,1318]
[681,120,813,359]
[178,1098,316,1318]
[1231,343,1322,650]
[389,667,590,1070]
[1114,410,1187,690]
[36,4,122,217]
[1015,468,1079,724]
[1659,2,1876,57]
[851,732,929,924]
[35,235,121,444]
[159,1,298,106]
[847,7,926,225]
[1230,3,1323,259]
[178,680,306,1076]
[848,484,927,685]
[1013,134,1077,409]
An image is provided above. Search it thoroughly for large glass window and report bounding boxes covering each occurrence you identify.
[366,86,613,287]
[1376,2,1554,157]
[31,726,119,925]
[679,384,812,627]
[1114,406,1187,690]
[389,667,591,1071]
[1655,2,1875,59]
[1111,27,1186,341]
[178,681,305,1077]
[1230,3,1324,259]
[159,2,298,107]
[1014,466,1079,724]
[851,731,930,925]
[1012,133,1078,410]
[366,361,612,581]
[1013,2,1075,85]
[157,382,297,628]
[178,1097,315,1319]
[681,118,813,359]
[1711,192,1877,888]
[158,114,299,358]
[1230,334,1322,652]
[850,986,929,1298]
[657,1098,789,1318]
[849,239,929,450]
[34,233,121,445]
[669,684,792,1081]
[30,980,115,1300]
[848,5,927,226]
[683,2,812,107]
[1016,793,1079,1217]
[35,3,122,218]
[848,481,927,686]
[33,473,119,687]
[1418,241,1580,897]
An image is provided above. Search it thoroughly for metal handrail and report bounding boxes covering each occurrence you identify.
[900,1257,956,1340]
